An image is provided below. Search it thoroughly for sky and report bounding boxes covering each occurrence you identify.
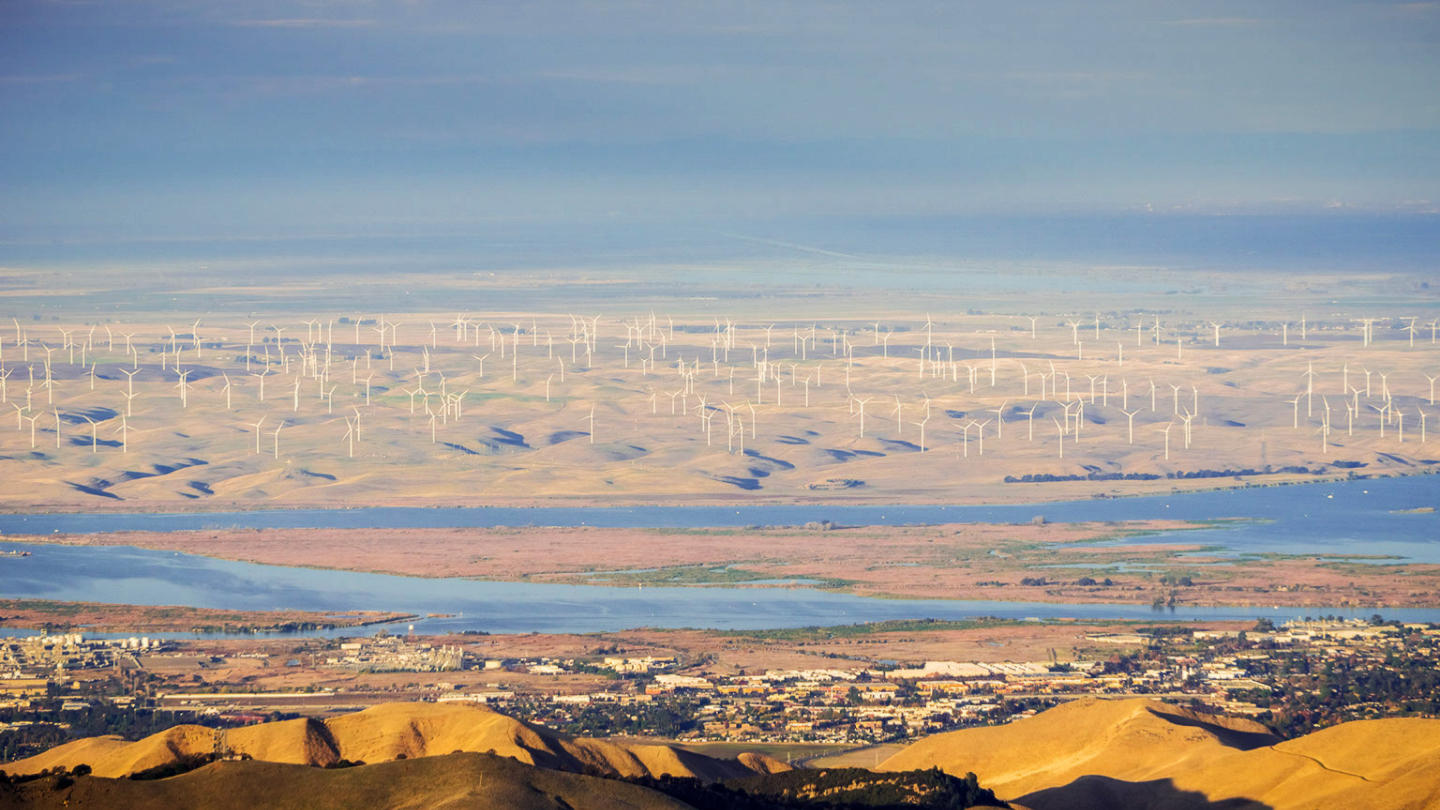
[1,0,1438,257]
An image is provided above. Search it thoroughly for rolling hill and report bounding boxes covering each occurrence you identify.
[881,697,1440,810]
[5,701,785,782]
[0,752,693,810]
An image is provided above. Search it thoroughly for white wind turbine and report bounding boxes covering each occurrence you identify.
[250,416,267,455]
[342,416,357,458]
[1121,409,1140,444]
[912,415,930,452]
[852,396,873,438]
[83,415,99,453]
[113,415,130,453]
[990,400,1008,439]
[974,418,991,455]
[1157,422,1174,461]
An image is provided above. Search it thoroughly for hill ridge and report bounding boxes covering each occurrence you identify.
[881,697,1440,810]
[6,701,785,783]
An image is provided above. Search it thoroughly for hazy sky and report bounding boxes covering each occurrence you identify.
[2,0,1438,244]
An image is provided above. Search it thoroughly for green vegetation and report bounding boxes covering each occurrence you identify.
[1227,636,1440,738]
[581,565,854,589]
[714,618,1020,642]
[0,598,412,634]
[616,767,1006,809]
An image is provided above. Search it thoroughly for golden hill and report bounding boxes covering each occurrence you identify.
[881,697,1440,810]
[5,701,784,782]
[0,752,692,810]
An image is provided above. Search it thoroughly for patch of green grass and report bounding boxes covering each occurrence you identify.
[582,565,852,589]
[712,617,1024,641]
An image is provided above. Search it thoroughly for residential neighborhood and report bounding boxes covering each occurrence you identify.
[2,616,1436,761]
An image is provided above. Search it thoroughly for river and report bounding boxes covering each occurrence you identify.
[1,476,1437,635]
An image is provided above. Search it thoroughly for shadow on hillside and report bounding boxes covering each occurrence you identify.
[1145,709,1278,750]
[1018,775,1273,810]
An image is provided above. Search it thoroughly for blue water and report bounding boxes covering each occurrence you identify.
[2,474,1436,558]
[1,476,1434,636]
[2,541,1435,637]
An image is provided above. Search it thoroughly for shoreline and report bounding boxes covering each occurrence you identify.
[8,518,1437,610]
[0,598,417,635]
[0,469,1430,519]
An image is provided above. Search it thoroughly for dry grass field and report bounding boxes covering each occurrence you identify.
[0,264,1436,511]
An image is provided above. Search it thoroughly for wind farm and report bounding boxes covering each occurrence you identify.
[5,2,1440,808]
[0,270,1437,511]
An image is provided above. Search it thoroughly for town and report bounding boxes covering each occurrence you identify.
[3,616,1436,763]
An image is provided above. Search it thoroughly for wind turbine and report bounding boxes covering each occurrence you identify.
[912,416,929,452]
[113,416,130,453]
[83,415,99,453]
[1121,409,1139,444]
[852,396,873,438]
[21,412,39,448]
[974,419,991,455]
[1403,317,1419,348]
[250,416,267,455]
[990,400,1008,438]
[342,416,357,458]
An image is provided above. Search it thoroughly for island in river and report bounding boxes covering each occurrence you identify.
[0,599,415,634]
[10,519,1438,609]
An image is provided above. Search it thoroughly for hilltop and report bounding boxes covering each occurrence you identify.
[882,697,1440,810]
[0,752,692,810]
[5,701,785,783]
[6,697,1440,809]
